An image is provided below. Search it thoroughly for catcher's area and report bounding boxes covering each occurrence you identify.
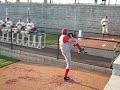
[80,35,120,51]
[0,62,110,90]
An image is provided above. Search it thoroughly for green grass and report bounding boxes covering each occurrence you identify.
[0,55,20,68]
[46,34,58,45]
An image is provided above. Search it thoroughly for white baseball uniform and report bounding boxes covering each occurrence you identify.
[1,20,13,33]
[14,21,25,33]
[16,21,25,30]
[60,28,84,80]
[25,22,34,31]
[59,35,72,69]
[5,20,13,29]
[59,34,80,69]
[21,22,34,36]
[101,17,109,34]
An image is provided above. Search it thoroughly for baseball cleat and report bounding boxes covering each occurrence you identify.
[64,77,70,81]
[78,48,87,54]
[79,48,84,52]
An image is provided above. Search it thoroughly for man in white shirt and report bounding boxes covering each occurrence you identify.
[21,17,35,41]
[101,16,109,38]
[59,28,84,81]
[1,16,13,33]
[21,17,35,34]
[14,18,25,33]
[5,16,13,29]
[25,17,35,33]
[102,0,106,5]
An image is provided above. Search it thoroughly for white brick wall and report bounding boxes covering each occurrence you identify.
[0,4,120,34]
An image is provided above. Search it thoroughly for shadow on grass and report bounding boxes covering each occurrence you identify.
[0,55,20,68]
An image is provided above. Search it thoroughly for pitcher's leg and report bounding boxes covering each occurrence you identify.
[63,52,71,81]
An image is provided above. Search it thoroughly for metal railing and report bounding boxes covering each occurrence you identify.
[0,27,46,50]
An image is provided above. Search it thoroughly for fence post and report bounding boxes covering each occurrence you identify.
[57,34,60,60]
[11,28,13,50]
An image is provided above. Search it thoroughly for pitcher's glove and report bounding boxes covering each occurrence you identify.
[67,33,75,38]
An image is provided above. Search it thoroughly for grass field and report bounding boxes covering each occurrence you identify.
[0,55,19,68]
[46,34,58,45]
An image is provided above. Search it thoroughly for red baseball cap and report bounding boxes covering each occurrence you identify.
[61,28,68,34]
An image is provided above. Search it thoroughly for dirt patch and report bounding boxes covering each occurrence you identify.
[0,62,110,90]
[18,76,37,81]
[5,79,18,85]
[78,35,120,51]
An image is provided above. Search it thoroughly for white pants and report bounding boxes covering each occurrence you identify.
[12,28,18,33]
[60,38,79,69]
[1,28,11,34]
[21,31,30,36]
[102,25,108,34]
[62,50,71,69]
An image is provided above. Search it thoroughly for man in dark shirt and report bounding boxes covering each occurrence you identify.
[95,0,97,4]
[102,0,106,5]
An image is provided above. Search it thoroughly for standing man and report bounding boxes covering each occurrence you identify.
[59,28,84,81]
[74,0,79,4]
[101,16,109,38]
[102,0,106,5]
[95,0,97,4]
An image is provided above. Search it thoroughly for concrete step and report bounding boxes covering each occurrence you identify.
[113,55,120,70]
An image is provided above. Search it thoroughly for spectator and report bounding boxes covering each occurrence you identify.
[102,0,106,5]
[14,17,25,33]
[101,16,110,38]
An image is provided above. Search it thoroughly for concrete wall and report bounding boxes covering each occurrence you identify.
[0,3,120,34]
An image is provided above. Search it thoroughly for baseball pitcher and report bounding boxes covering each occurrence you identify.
[59,28,84,81]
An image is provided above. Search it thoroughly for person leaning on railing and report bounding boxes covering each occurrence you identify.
[1,16,13,33]
[14,17,25,33]
[5,16,13,29]
[20,17,36,41]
